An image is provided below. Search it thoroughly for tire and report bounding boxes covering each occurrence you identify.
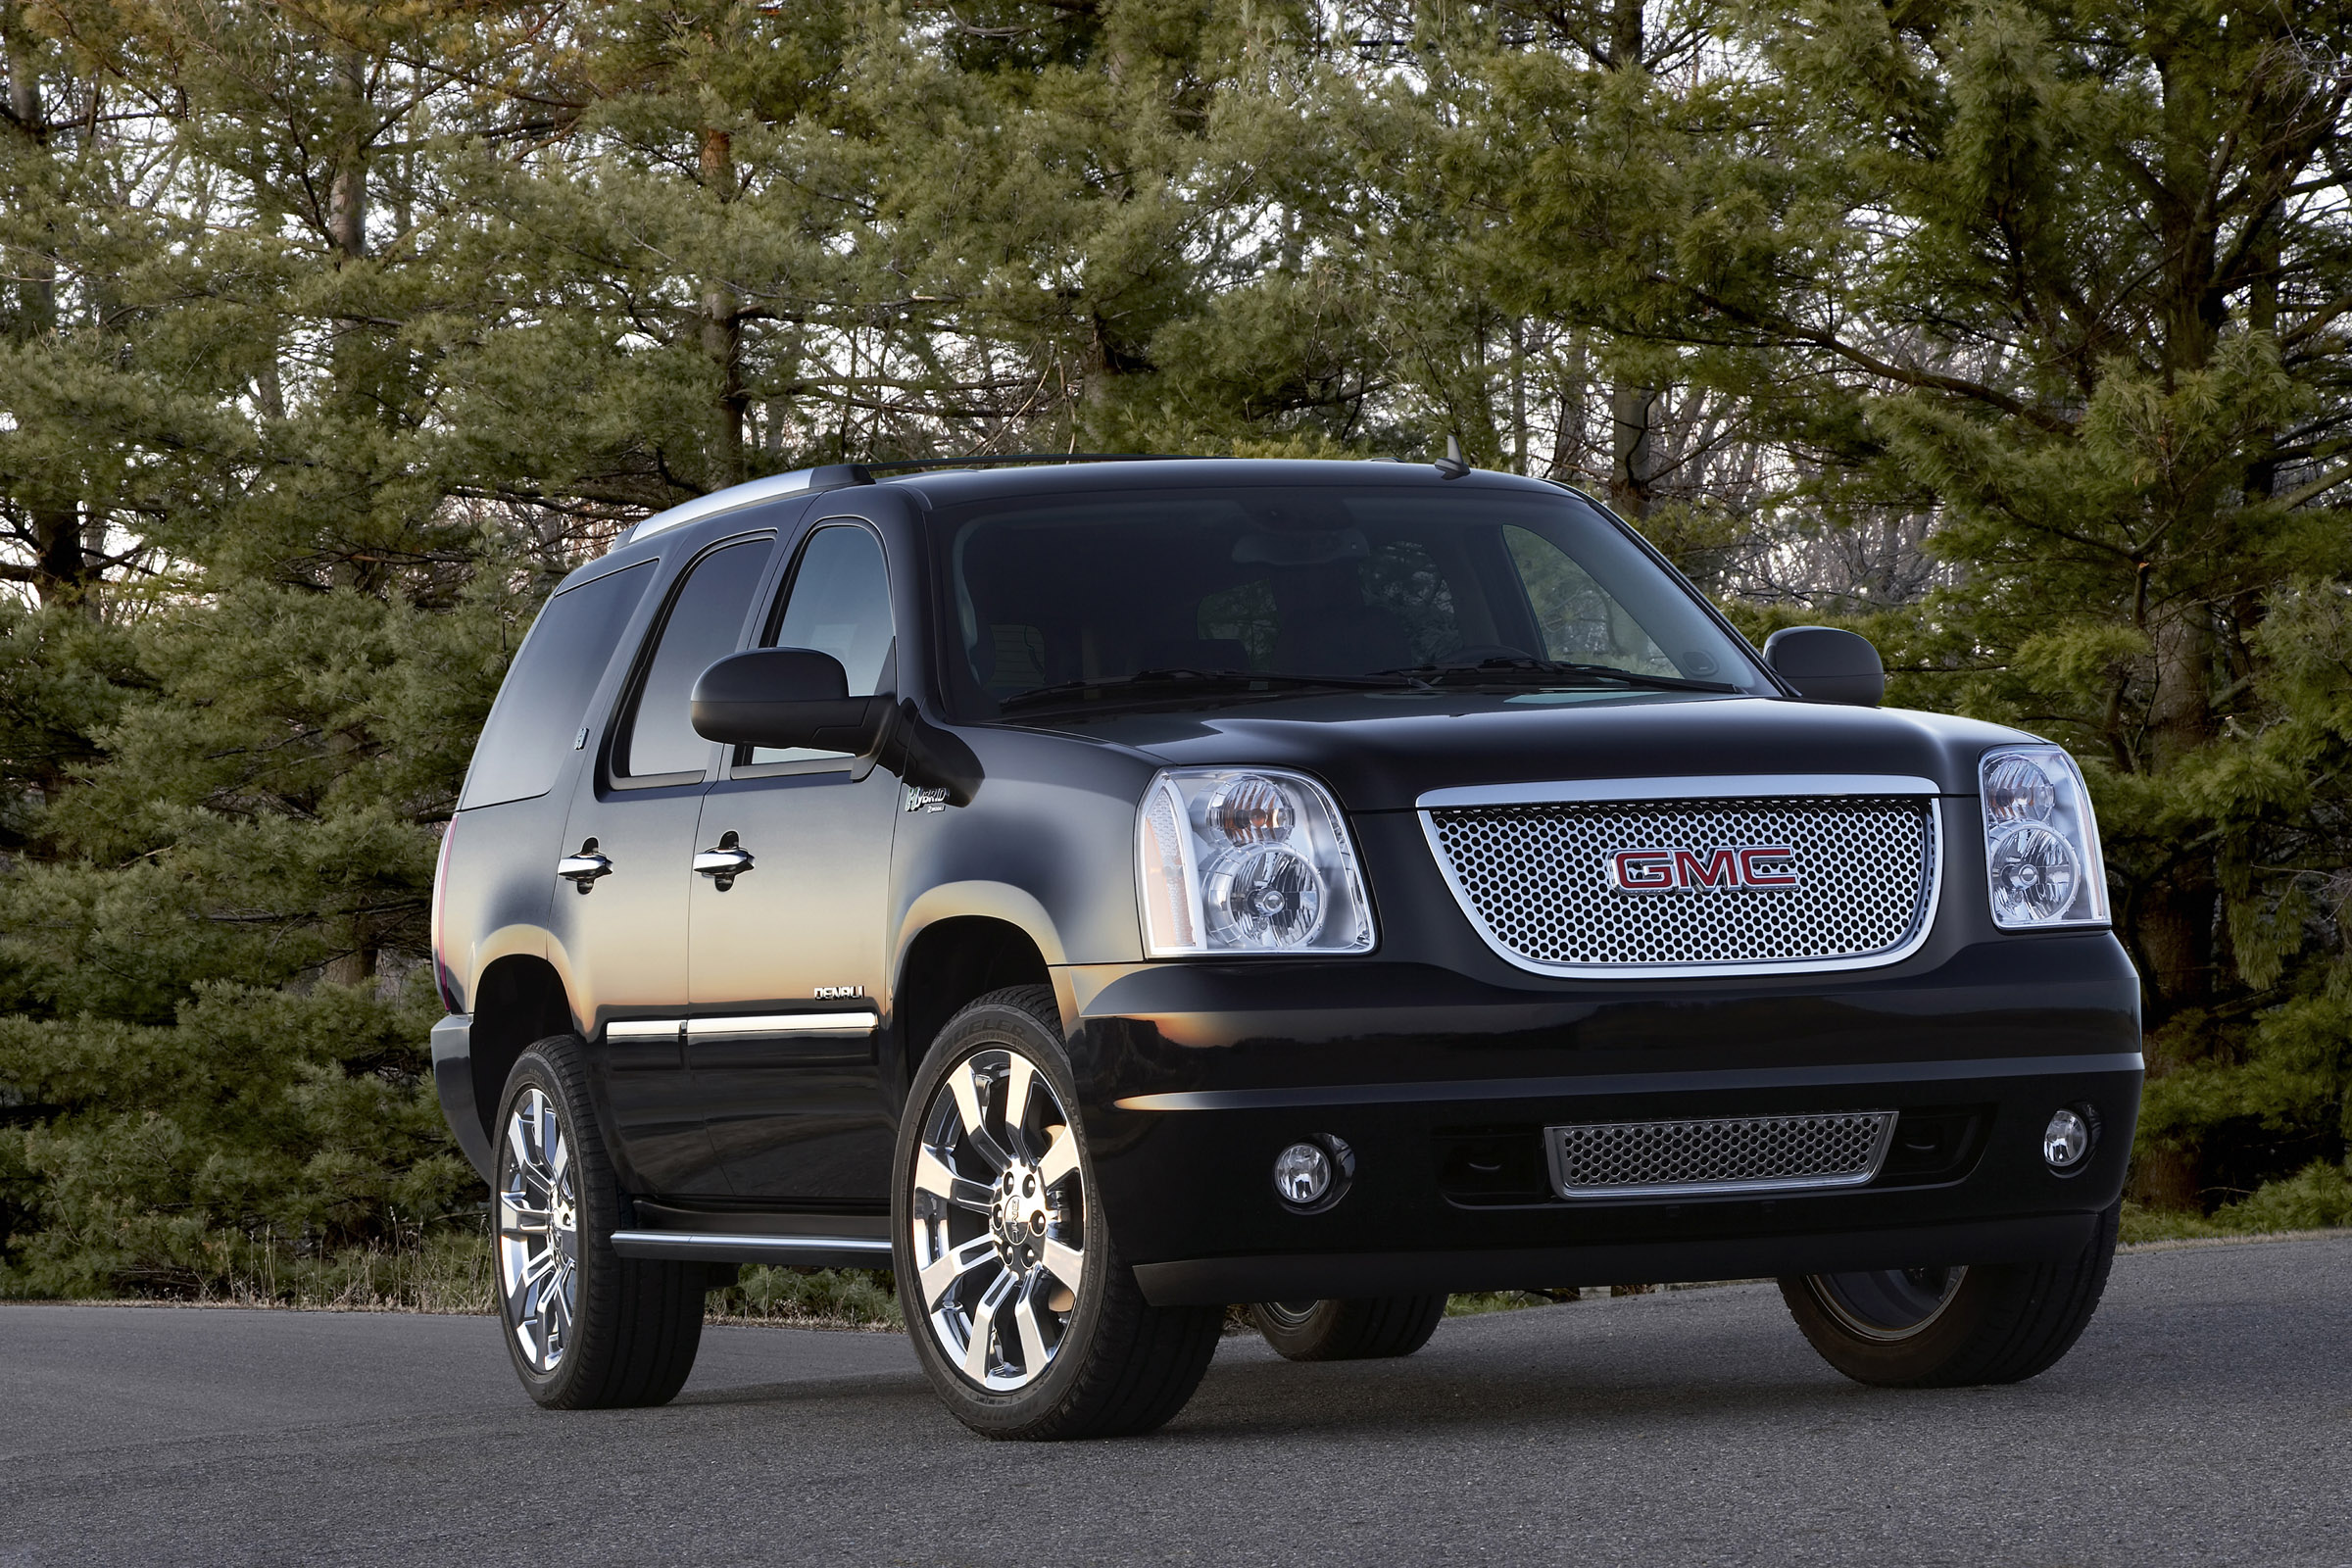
[892,985,1224,1440]
[1250,1297,1447,1361]
[493,1034,710,1409]
[1779,1201,2120,1388]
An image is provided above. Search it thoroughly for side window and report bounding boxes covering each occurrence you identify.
[460,562,652,809]
[617,536,775,780]
[753,523,894,764]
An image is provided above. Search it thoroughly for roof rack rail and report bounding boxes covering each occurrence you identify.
[860,452,1206,471]
[618,453,1209,547]
[620,464,874,545]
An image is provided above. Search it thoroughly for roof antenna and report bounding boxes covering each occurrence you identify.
[1434,432,1471,480]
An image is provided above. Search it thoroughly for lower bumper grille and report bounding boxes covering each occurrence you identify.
[1546,1111,1898,1200]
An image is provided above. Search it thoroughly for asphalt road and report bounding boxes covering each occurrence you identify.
[4,1235,2346,1568]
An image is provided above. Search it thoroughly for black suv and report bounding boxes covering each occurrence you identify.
[430,457,2140,1439]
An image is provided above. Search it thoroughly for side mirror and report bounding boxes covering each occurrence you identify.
[690,648,890,753]
[1764,626,1885,707]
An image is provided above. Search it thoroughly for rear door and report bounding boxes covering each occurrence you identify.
[688,519,902,1201]
[558,530,777,1197]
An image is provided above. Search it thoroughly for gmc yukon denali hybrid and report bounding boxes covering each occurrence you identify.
[429,456,2141,1440]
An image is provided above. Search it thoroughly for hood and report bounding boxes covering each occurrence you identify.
[1003,690,2033,811]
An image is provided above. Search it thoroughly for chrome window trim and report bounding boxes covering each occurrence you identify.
[1419,778,1946,980]
[1416,773,1943,809]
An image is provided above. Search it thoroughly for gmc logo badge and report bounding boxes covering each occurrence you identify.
[1608,845,1799,893]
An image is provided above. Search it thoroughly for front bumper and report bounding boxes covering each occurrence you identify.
[1061,932,2141,1306]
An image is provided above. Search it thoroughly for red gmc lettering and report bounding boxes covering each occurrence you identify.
[1609,850,1677,890]
[1608,844,1802,892]
[1673,848,1741,889]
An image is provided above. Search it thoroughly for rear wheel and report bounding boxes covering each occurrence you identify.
[494,1035,710,1409]
[1250,1296,1447,1361]
[893,986,1223,1440]
[1779,1202,2120,1387]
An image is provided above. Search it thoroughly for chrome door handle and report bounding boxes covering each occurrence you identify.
[557,843,612,892]
[694,832,754,888]
[692,848,754,876]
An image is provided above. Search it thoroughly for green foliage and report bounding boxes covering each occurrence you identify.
[710,1266,904,1330]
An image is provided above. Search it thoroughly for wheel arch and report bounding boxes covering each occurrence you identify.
[892,909,1060,1098]
[469,955,576,1145]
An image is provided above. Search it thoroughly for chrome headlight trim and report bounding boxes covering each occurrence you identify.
[1136,767,1376,957]
[1978,745,2110,930]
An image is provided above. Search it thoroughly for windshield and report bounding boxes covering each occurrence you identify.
[932,484,1770,719]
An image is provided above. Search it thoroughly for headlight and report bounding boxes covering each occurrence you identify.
[1979,746,2108,929]
[1137,768,1375,956]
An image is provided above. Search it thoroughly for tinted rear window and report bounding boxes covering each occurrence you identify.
[459,563,653,809]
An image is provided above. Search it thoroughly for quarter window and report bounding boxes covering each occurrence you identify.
[459,561,652,809]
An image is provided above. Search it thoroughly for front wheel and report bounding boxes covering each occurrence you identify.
[1250,1297,1447,1361]
[893,986,1223,1440]
[1779,1202,2120,1387]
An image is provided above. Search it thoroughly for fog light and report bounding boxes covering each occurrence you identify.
[2042,1107,2091,1171]
[1274,1142,1332,1206]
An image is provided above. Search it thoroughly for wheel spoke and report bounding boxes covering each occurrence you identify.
[506,1113,548,1184]
[1013,1287,1051,1375]
[948,1060,1010,1173]
[516,1247,558,1292]
[1000,1055,1038,1150]
[547,1127,570,1189]
[913,1148,994,1213]
[1040,1236,1084,1293]
[963,1265,1017,1381]
[500,1201,551,1235]
[546,1271,573,1342]
[920,1235,999,1310]
[1036,1124,1079,1190]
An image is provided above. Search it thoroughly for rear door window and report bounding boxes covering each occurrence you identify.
[616,536,776,782]
[459,561,652,809]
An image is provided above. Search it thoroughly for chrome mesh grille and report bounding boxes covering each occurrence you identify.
[1548,1111,1897,1199]
[1425,795,1935,972]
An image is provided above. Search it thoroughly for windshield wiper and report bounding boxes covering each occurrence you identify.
[1388,658,1739,694]
[998,666,1429,713]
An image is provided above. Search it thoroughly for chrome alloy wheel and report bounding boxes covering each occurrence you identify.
[497,1087,580,1374]
[1807,1265,1969,1343]
[909,1048,1086,1393]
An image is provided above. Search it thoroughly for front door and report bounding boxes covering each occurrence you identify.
[690,520,902,1202]
[559,530,776,1197]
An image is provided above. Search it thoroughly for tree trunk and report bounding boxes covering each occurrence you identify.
[3,5,90,609]
[1608,380,1657,517]
[328,54,368,261]
[700,126,744,488]
[2132,602,2219,1208]
[1601,0,1654,518]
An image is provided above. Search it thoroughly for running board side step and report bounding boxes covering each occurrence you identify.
[610,1231,894,1269]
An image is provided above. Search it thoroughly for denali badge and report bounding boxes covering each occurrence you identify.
[1608,845,1799,893]
[813,984,864,1000]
